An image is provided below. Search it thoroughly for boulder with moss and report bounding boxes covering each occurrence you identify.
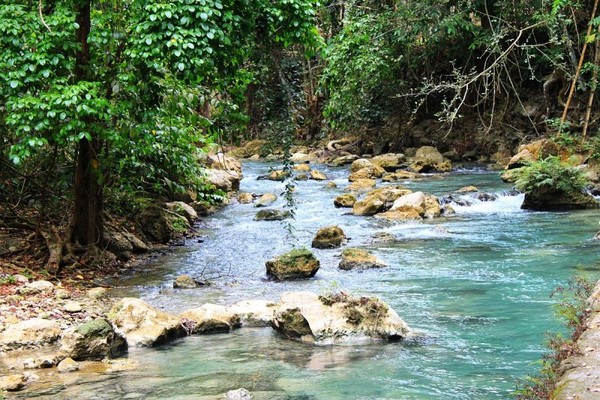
[266,249,320,280]
[339,248,388,270]
[60,319,127,361]
[271,291,411,345]
[312,226,347,249]
[137,204,190,244]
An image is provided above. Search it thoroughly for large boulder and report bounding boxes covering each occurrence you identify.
[390,191,426,214]
[506,139,559,169]
[370,153,406,172]
[0,374,26,392]
[60,319,127,361]
[228,300,278,327]
[311,226,346,249]
[179,304,241,334]
[345,179,377,192]
[229,139,269,158]
[410,146,452,173]
[271,291,411,345]
[334,193,356,208]
[108,298,185,347]
[348,159,385,181]
[205,152,243,175]
[339,248,388,270]
[521,189,599,211]
[0,318,61,351]
[165,201,198,224]
[382,171,421,182]
[137,204,190,244]
[206,168,241,192]
[310,169,328,181]
[266,249,320,281]
[353,196,385,216]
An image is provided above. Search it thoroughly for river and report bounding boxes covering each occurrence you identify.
[23,161,600,399]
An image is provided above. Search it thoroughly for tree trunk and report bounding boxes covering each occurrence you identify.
[71,0,103,248]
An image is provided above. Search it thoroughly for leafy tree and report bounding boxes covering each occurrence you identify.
[0,0,319,263]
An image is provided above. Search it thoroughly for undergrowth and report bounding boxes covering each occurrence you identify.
[514,276,595,399]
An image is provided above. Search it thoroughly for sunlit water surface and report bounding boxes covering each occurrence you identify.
[21,162,600,399]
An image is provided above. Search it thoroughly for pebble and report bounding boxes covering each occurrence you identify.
[64,302,82,313]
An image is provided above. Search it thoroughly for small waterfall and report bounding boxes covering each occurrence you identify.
[449,191,525,214]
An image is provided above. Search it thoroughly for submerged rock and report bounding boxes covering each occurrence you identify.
[339,248,388,270]
[271,291,411,345]
[254,209,291,221]
[108,298,185,347]
[255,193,277,208]
[266,249,320,281]
[312,226,346,249]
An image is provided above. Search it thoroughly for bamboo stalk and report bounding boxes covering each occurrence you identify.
[561,0,600,124]
[582,23,600,139]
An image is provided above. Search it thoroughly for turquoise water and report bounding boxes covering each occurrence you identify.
[22,162,600,399]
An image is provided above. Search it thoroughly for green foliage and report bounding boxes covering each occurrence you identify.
[512,157,588,195]
[0,0,320,222]
[515,276,595,399]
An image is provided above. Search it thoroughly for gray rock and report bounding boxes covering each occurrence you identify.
[64,301,82,313]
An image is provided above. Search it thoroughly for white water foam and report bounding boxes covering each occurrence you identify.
[452,192,525,214]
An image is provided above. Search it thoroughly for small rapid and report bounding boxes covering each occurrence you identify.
[22,162,600,399]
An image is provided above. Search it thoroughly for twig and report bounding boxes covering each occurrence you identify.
[38,0,52,32]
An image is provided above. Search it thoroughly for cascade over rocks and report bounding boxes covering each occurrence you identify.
[265,249,320,280]
[60,319,127,361]
[271,291,412,345]
[107,298,186,347]
[339,248,388,270]
[311,226,347,249]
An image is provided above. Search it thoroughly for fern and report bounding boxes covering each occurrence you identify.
[513,157,588,195]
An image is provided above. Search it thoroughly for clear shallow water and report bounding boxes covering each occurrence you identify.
[24,162,600,399]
